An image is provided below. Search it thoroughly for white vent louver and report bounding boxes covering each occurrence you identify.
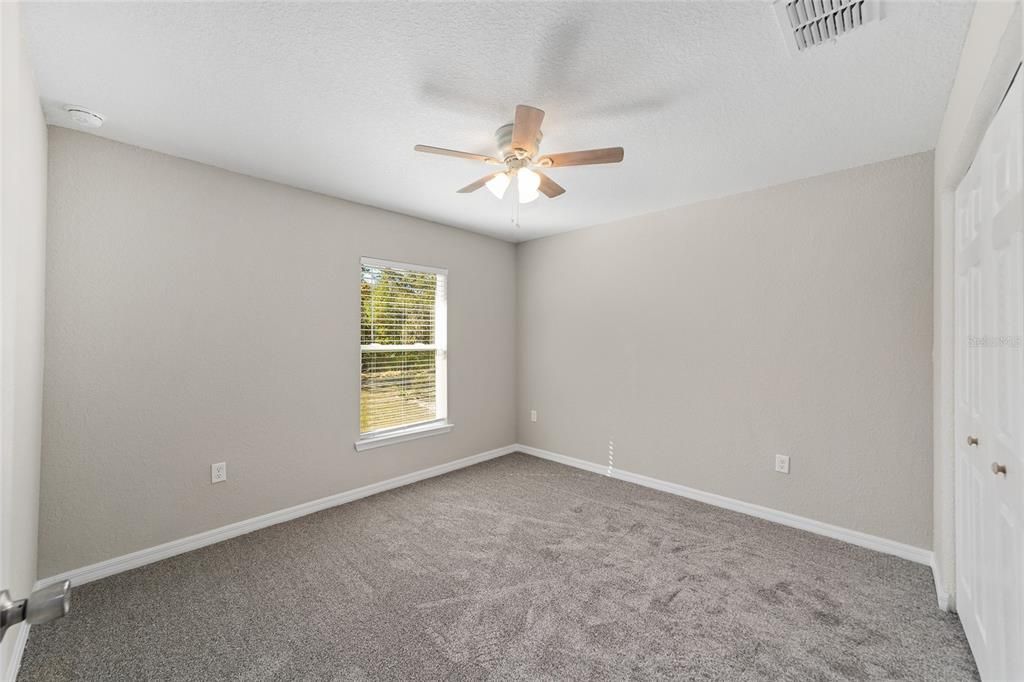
[775,0,881,54]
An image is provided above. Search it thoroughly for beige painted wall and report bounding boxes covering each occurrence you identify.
[517,152,935,549]
[932,0,1021,608]
[0,2,47,675]
[39,128,516,577]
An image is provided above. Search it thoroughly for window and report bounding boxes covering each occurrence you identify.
[356,258,450,450]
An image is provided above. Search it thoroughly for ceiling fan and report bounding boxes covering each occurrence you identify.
[415,104,624,203]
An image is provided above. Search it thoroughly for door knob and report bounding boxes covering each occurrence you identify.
[0,580,71,643]
[25,581,71,625]
[992,462,1007,476]
[967,435,980,447]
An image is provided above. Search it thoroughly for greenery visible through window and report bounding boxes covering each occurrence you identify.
[360,259,446,435]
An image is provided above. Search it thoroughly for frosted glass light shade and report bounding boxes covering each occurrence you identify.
[485,172,510,198]
[517,168,540,203]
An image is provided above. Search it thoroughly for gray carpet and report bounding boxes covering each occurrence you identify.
[19,453,977,681]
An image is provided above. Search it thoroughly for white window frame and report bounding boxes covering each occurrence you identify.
[355,257,451,451]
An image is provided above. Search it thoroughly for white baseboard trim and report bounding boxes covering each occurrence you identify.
[931,556,955,612]
[4,622,31,682]
[36,443,934,598]
[515,444,933,566]
[37,444,518,589]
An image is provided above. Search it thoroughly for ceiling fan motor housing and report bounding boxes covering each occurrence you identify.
[495,123,542,163]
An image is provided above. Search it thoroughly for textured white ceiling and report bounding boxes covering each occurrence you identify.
[22,1,972,242]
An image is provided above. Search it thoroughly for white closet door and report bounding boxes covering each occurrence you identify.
[955,70,1023,682]
[955,152,990,674]
[987,69,1024,681]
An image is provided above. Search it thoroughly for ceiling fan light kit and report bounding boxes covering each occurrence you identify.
[415,104,624,207]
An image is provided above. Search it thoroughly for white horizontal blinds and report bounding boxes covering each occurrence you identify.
[360,260,446,435]
[361,350,436,430]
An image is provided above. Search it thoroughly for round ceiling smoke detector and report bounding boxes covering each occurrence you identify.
[64,105,104,129]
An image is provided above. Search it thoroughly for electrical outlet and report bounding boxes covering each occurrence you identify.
[775,454,790,474]
[530,409,537,423]
[212,462,227,484]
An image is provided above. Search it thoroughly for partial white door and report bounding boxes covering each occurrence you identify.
[955,69,1024,682]
[0,4,9,675]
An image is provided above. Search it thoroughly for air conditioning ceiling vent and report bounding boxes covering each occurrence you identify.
[775,0,881,53]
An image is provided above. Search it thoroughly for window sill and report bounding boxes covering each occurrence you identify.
[354,422,454,452]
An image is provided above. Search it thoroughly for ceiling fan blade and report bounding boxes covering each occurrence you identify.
[511,105,545,155]
[414,145,501,165]
[536,147,624,167]
[457,172,503,194]
[536,171,566,198]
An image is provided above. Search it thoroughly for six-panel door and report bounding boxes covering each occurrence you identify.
[954,71,1023,682]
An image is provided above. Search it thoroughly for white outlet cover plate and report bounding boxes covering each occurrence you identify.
[775,454,790,474]
[212,462,227,483]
